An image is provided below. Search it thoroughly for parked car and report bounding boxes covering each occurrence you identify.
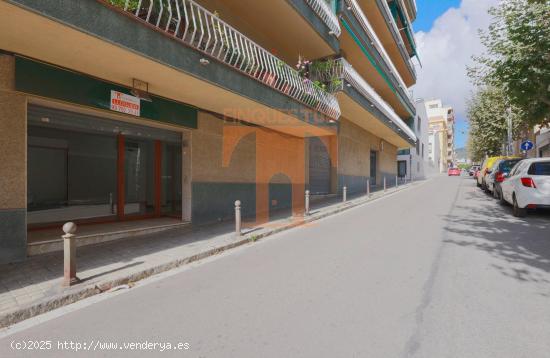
[477,156,519,190]
[486,158,523,197]
[500,158,550,217]
[448,167,461,176]
[469,165,480,176]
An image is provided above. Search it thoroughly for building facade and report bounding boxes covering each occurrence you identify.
[397,98,429,180]
[0,0,418,263]
[425,99,454,172]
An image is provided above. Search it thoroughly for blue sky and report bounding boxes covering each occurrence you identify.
[413,0,474,149]
[414,0,461,32]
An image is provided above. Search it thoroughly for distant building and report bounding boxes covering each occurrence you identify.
[536,126,550,158]
[425,99,455,172]
[397,99,429,180]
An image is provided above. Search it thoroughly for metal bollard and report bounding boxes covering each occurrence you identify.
[235,200,242,236]
[62,222,80,287]
[367,178,370,197]
[384,176,387,192]
[305,190,310,216]
[396,176,399,188]
[343,186,347,202]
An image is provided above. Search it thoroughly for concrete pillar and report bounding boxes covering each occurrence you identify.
[305,190,310,216]
[62,222,80,286]
[367,178,370,196]
[0,55,27,263]
[343,186,347,202]
[234,200,241,236]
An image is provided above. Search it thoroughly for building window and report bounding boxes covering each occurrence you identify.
[422,143,425,158]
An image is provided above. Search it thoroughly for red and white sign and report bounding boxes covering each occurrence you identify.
[110,90,140,116]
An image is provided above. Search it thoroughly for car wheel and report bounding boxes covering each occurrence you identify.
[493,187,499,199]
[513,194,526,217]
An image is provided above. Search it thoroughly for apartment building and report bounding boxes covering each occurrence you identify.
[0,0,418,263]
[426,99,454,172]
[397,98,428,180]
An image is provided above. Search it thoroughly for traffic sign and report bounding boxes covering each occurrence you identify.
[520,140,534,151]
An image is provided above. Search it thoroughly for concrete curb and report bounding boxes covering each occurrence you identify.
[0,180,425,328]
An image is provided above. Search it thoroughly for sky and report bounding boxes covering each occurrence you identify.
[412,0,500,148]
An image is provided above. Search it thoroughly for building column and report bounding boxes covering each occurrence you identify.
[0,55,27,263]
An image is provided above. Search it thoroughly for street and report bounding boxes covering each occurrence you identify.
[1,175,550,357]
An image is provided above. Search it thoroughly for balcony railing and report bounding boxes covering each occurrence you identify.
[343,0,413,106]
[313,58,416,142]
[380,0,416,75]
[109,0,341,120]
[305,0,341,37]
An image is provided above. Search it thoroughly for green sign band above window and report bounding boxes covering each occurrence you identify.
[15,56,197,129]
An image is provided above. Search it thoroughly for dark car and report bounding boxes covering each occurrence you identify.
[489,158,523,201]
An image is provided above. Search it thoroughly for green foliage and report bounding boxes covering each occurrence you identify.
[469,0,550,128]
[109,0,140,11]
[466,86,524,162]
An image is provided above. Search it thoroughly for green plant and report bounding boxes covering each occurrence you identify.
[109,0,140,11]
[249,235,259,242]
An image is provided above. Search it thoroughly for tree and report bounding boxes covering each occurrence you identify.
[469,0,550,128]
[466,86,524,162]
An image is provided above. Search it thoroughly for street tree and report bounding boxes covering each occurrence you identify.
[469,0,550,128]
[466,86,524,162]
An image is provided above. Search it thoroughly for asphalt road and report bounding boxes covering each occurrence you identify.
[1,175,549,357]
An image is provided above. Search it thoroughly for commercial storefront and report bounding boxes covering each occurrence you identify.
[0,55,198,262]
[27,105,183,228]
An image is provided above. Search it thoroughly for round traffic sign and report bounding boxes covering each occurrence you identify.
[520,140,534,151]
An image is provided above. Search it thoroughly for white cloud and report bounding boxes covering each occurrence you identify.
[413,0,499,120]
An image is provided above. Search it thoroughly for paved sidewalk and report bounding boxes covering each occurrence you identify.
[0,179,423,328]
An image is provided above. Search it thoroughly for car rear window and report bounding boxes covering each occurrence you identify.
[500,160,521,172]
[528,162,550,176]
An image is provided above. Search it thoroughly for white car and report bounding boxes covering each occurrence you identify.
[501,158,550,217]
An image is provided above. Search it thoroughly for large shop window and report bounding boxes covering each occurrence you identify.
[27,105,183,226]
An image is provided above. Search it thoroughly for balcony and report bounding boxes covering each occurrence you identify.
[379,0,417,75]
[107,0,339,120]
[188,0,341,64]
[312,58,416,147]
[305,0,341,37]
[339,0,416,118]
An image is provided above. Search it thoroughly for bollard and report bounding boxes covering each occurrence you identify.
[62,222,80,287]
[367,178,370,197]
[235,200,242,236]
[396,176,399,188]
[384,176,387,192]
[343,186,347,202]
[305,190,310,216]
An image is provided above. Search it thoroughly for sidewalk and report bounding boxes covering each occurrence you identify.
[0,179,423,328]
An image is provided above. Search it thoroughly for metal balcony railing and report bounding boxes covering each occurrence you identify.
[313,58,416,141]
[380,0,416,76]
[109,0,341,120]
[305,0,341,37]
[343,0,413,106]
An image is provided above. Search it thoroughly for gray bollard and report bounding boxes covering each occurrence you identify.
[235,200,241,236]
[396,176,399,188]
[367,178,370,197]
[343,186,347,202]
[62,222,80,287]
[305,190,310,216]
[384,176,387,192]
